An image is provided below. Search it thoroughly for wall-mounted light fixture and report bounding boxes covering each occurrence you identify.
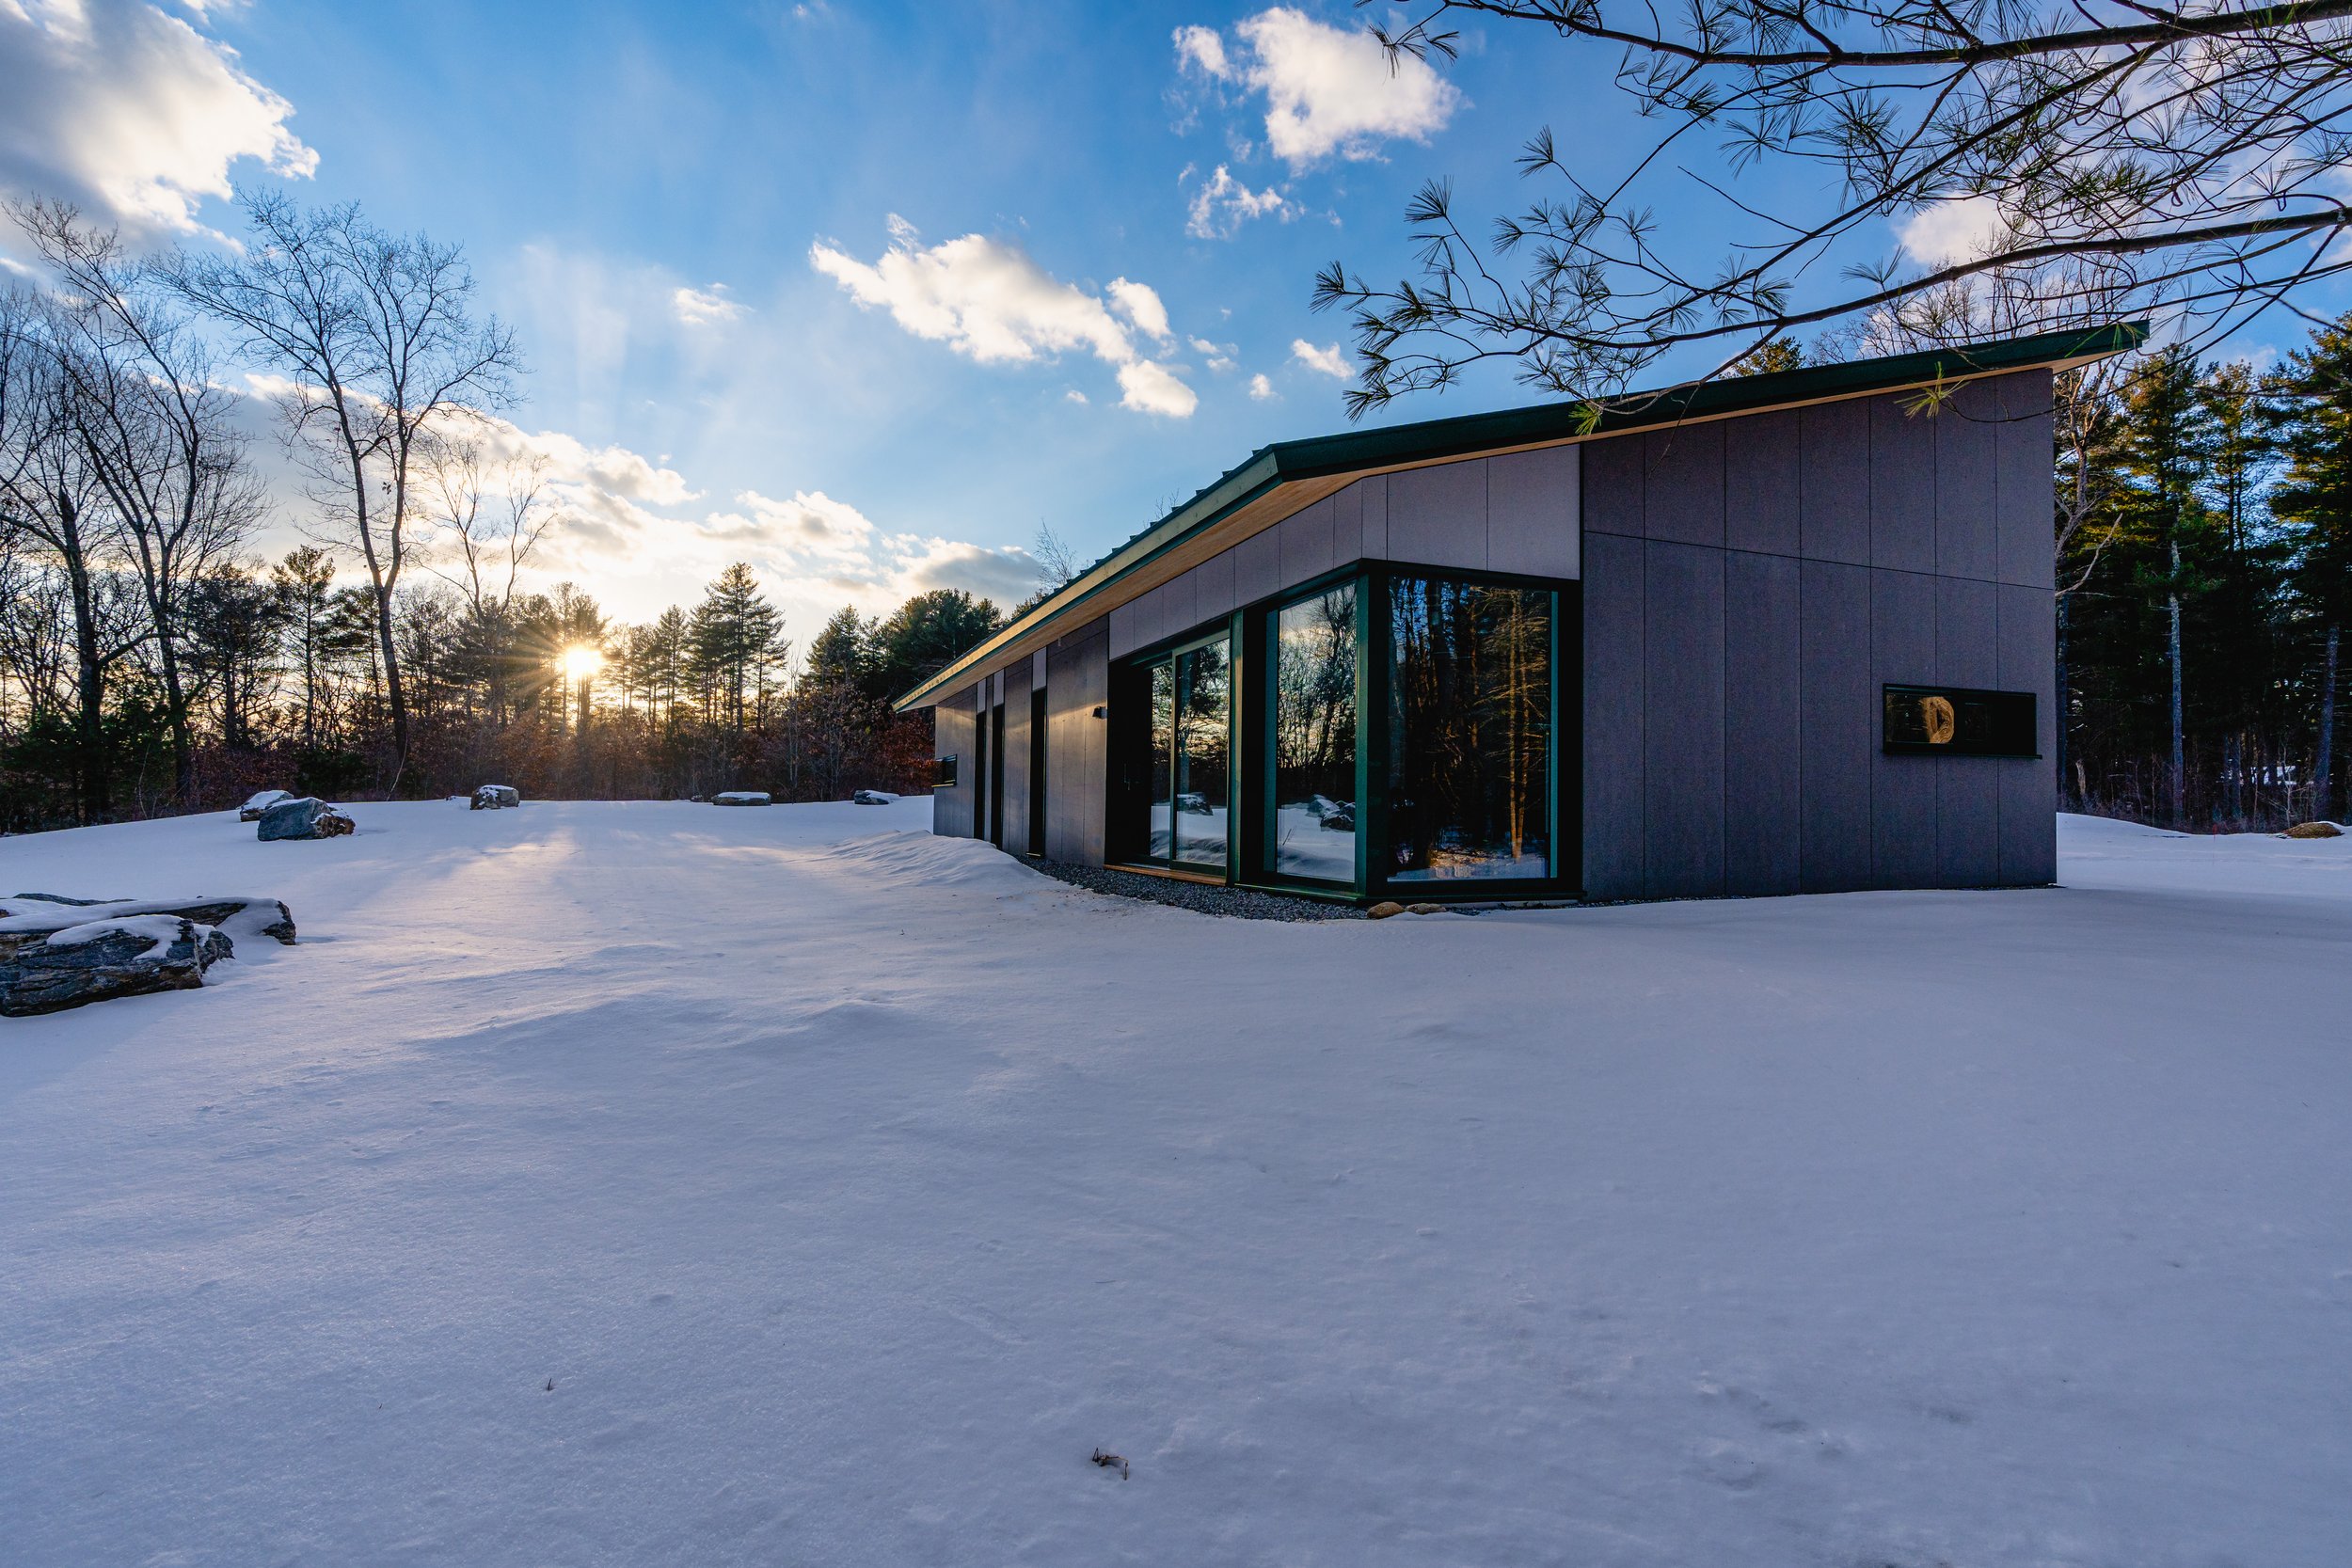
[1092,705,1106,719]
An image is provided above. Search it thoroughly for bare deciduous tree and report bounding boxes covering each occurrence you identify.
[160,192,520,788]
[15,199,263,805]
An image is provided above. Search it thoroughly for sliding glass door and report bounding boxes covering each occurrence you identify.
[1123,630,1232,872]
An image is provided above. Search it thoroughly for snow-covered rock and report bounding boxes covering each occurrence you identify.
[238,789,294,822]
[257,797,355,841]
[470,784,520,811]
[713,791,771,806]
[0,910,228,1016]
[851,789,895,805]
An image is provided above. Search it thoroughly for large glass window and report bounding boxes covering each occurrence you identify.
[1269,583,1359,882]
[1386,578,1552,881]
[1174,641,1231,868]
[1133,633,1232,871]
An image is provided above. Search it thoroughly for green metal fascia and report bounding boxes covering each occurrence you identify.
[895,320,2145,711]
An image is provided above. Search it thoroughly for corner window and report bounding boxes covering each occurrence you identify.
[1385,578,1553,881]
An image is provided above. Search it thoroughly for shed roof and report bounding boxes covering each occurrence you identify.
[896,321,2144,711]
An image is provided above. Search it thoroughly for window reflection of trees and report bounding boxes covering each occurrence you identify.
[1388,579,1550,881]
[1271,584,1359,879]
[1174,641,1230,867]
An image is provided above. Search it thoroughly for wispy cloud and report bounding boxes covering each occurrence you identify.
[673,283,747,325]
[1184,165,1287,240]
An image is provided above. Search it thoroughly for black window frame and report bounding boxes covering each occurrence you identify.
[1107,619,1239,879]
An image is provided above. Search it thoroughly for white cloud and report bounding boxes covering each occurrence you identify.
[0,0,315,234]
[1117,359,1200,419]
[1177,8,1461,170]
[1291,339,1350,378]
[1105,277,1171,341]
[1185,165,1288,240]
[1897,196,2009,268]
[1248,372,1275,400]
[673,283,746,326]
[809,217,1195,416]
[1065,388,1089,404]
[1172,24,1229,79]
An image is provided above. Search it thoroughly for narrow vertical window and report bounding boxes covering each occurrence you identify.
[1148,661,1175,860]
[1269,583,1359,881]
[1173,641,1231,868]
[1386,578,1552,880]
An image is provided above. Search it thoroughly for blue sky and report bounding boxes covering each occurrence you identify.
[2,0,2315,636]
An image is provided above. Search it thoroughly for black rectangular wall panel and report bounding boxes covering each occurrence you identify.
[1581,531,1646,898]
[1799,560,1873,891]
[1642,540,1727,897]
[1724,550,1802,895]
[1996,581,2058,883]
[1934,576,2002,886]
[1800,399,1870,565]
[931,689,977,838]
[1725,408,1801,557]
[1644,422,1725,548]
[1934,378,2000,581]
[1869,569,1940,888]
[1869,393,1937,574]
[1995,371,2058,591]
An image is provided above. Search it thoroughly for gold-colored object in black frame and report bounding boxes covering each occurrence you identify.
[1882,685,2038,758]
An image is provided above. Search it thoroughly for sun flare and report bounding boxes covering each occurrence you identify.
[559,644,604,681]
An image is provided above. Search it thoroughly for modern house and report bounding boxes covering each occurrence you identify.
[897,324,2141,904]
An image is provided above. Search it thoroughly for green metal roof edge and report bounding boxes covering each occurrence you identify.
[895,320,2145,711]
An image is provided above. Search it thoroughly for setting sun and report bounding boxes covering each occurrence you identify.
[559,644,603,681]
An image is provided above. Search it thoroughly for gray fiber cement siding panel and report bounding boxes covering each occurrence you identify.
[1725,408,1801,558]
[1233,528,1281,610]
[1486,445,1581,578]
[1724,550,1802,895]
[931,692,976,838]
[1996,370,2057,590]
[1357,474,1389,559]
[1000,660,1034,859]
[1642,540,1726,897]
[1869,395,1937,575]
[1643,422,1725,548]
[1800,399,1870,564]
[1869,569,1939,888]
[1799,560,1872,891]
[1280,496,1337,585]
[1387,457,1487,570]
[1044,628,1109,865]
[1582,435,1644,539]
[1935,576,2000,886]
[1996,582,2058,883]
[1581,531,1645,898]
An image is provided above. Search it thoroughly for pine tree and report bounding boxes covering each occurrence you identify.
[2265,312,2352,820]
[2113,347,2216,823]
[687,563,787,738]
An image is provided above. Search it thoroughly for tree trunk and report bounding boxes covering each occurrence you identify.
[2168,535,2185,826]
[59,533,111,825]
[2316,623,2340,821]
[373,582,409,791]
[154,615,196,807]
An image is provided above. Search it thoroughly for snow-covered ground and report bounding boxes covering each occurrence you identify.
[3,802,2347,1566]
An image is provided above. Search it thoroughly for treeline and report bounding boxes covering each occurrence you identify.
[2058,314,2352,828]
[0,191,1012,831]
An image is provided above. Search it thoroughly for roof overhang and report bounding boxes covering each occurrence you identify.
[895,321,2144,712]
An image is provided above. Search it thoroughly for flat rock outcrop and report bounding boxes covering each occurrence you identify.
[0,895,294,1016]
